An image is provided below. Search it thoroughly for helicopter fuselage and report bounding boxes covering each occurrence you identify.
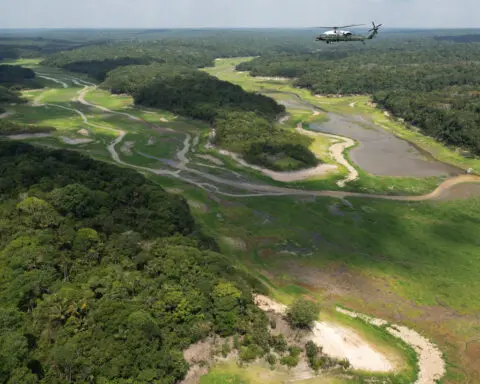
[316,34,365,43]
[314,22,381,44]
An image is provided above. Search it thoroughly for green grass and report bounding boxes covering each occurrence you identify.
[0,58,42,67]
[200,361,354,384]
[84,88,133,110]
[243,195,480,312]
[40,87,82,103]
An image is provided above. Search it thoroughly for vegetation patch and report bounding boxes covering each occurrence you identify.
[0,119,55,135]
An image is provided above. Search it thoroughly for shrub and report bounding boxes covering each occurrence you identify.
[269,334,287,353]
[280,354,299,368]
[266,353,277,366]
[286,297,320,329]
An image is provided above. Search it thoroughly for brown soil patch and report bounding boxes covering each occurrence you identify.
[222,237,247,251]
[120,140,134,155]
[153,126,175,133]
[164,187,184,194]
[187,199,208,213]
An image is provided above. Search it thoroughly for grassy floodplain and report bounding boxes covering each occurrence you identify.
[2,56,480,383]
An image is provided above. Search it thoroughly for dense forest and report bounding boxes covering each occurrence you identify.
[103,63,317,170]
[0,86,23,113]
[0,64,35,113]
[41,43,212,80]
[0,120,55,135]
[214,111,318,171]
[373,87,480,154]
[40,29,321,81]
[434,34,480,43]
[237,40,480,156]
[119,65,284,121]
[0,64,38,88]
[0,37,87,60]
[0,141,283,383]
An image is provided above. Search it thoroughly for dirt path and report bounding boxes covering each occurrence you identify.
[0,111,14,119]
[337,308,445,384]
[37,75,68,88]
[296,123,358,187]
[216,145,338,182]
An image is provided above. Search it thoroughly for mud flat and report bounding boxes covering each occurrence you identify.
[7,133,52,140]
[61,136,93,145]
[310,113,462,177]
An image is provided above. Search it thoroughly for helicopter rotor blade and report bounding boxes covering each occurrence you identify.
[337,24,365,28]
[311,24,364,29]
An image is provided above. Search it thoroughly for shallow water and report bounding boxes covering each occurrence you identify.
[310,113,462,177]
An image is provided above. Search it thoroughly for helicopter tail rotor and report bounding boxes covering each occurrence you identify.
[368,21,383,32]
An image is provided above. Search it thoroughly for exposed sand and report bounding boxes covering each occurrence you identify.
[254,295,394,373]
[120,141,135,155]
[255,76,291,81]
[61,136,93,145]
[222,237,247,251]
[164,188,184,194]
[278,114,290,124]
[77,128,89,136]
[309,322,394,372]
[336,308,446,384]
[187,199,208,213]
[197,154,224,165]
[217,147,338,182]
[7,133,52,140]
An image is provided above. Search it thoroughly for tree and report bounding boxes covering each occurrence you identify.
[16,197,61,229]
[286,297,320,329]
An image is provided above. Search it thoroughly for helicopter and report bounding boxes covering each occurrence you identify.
[314,22,383,44]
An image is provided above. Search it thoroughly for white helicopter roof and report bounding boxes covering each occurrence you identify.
[316,24,364,35]
[324,30,349,35]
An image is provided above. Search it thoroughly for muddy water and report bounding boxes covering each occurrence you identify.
[310,113,462,177]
